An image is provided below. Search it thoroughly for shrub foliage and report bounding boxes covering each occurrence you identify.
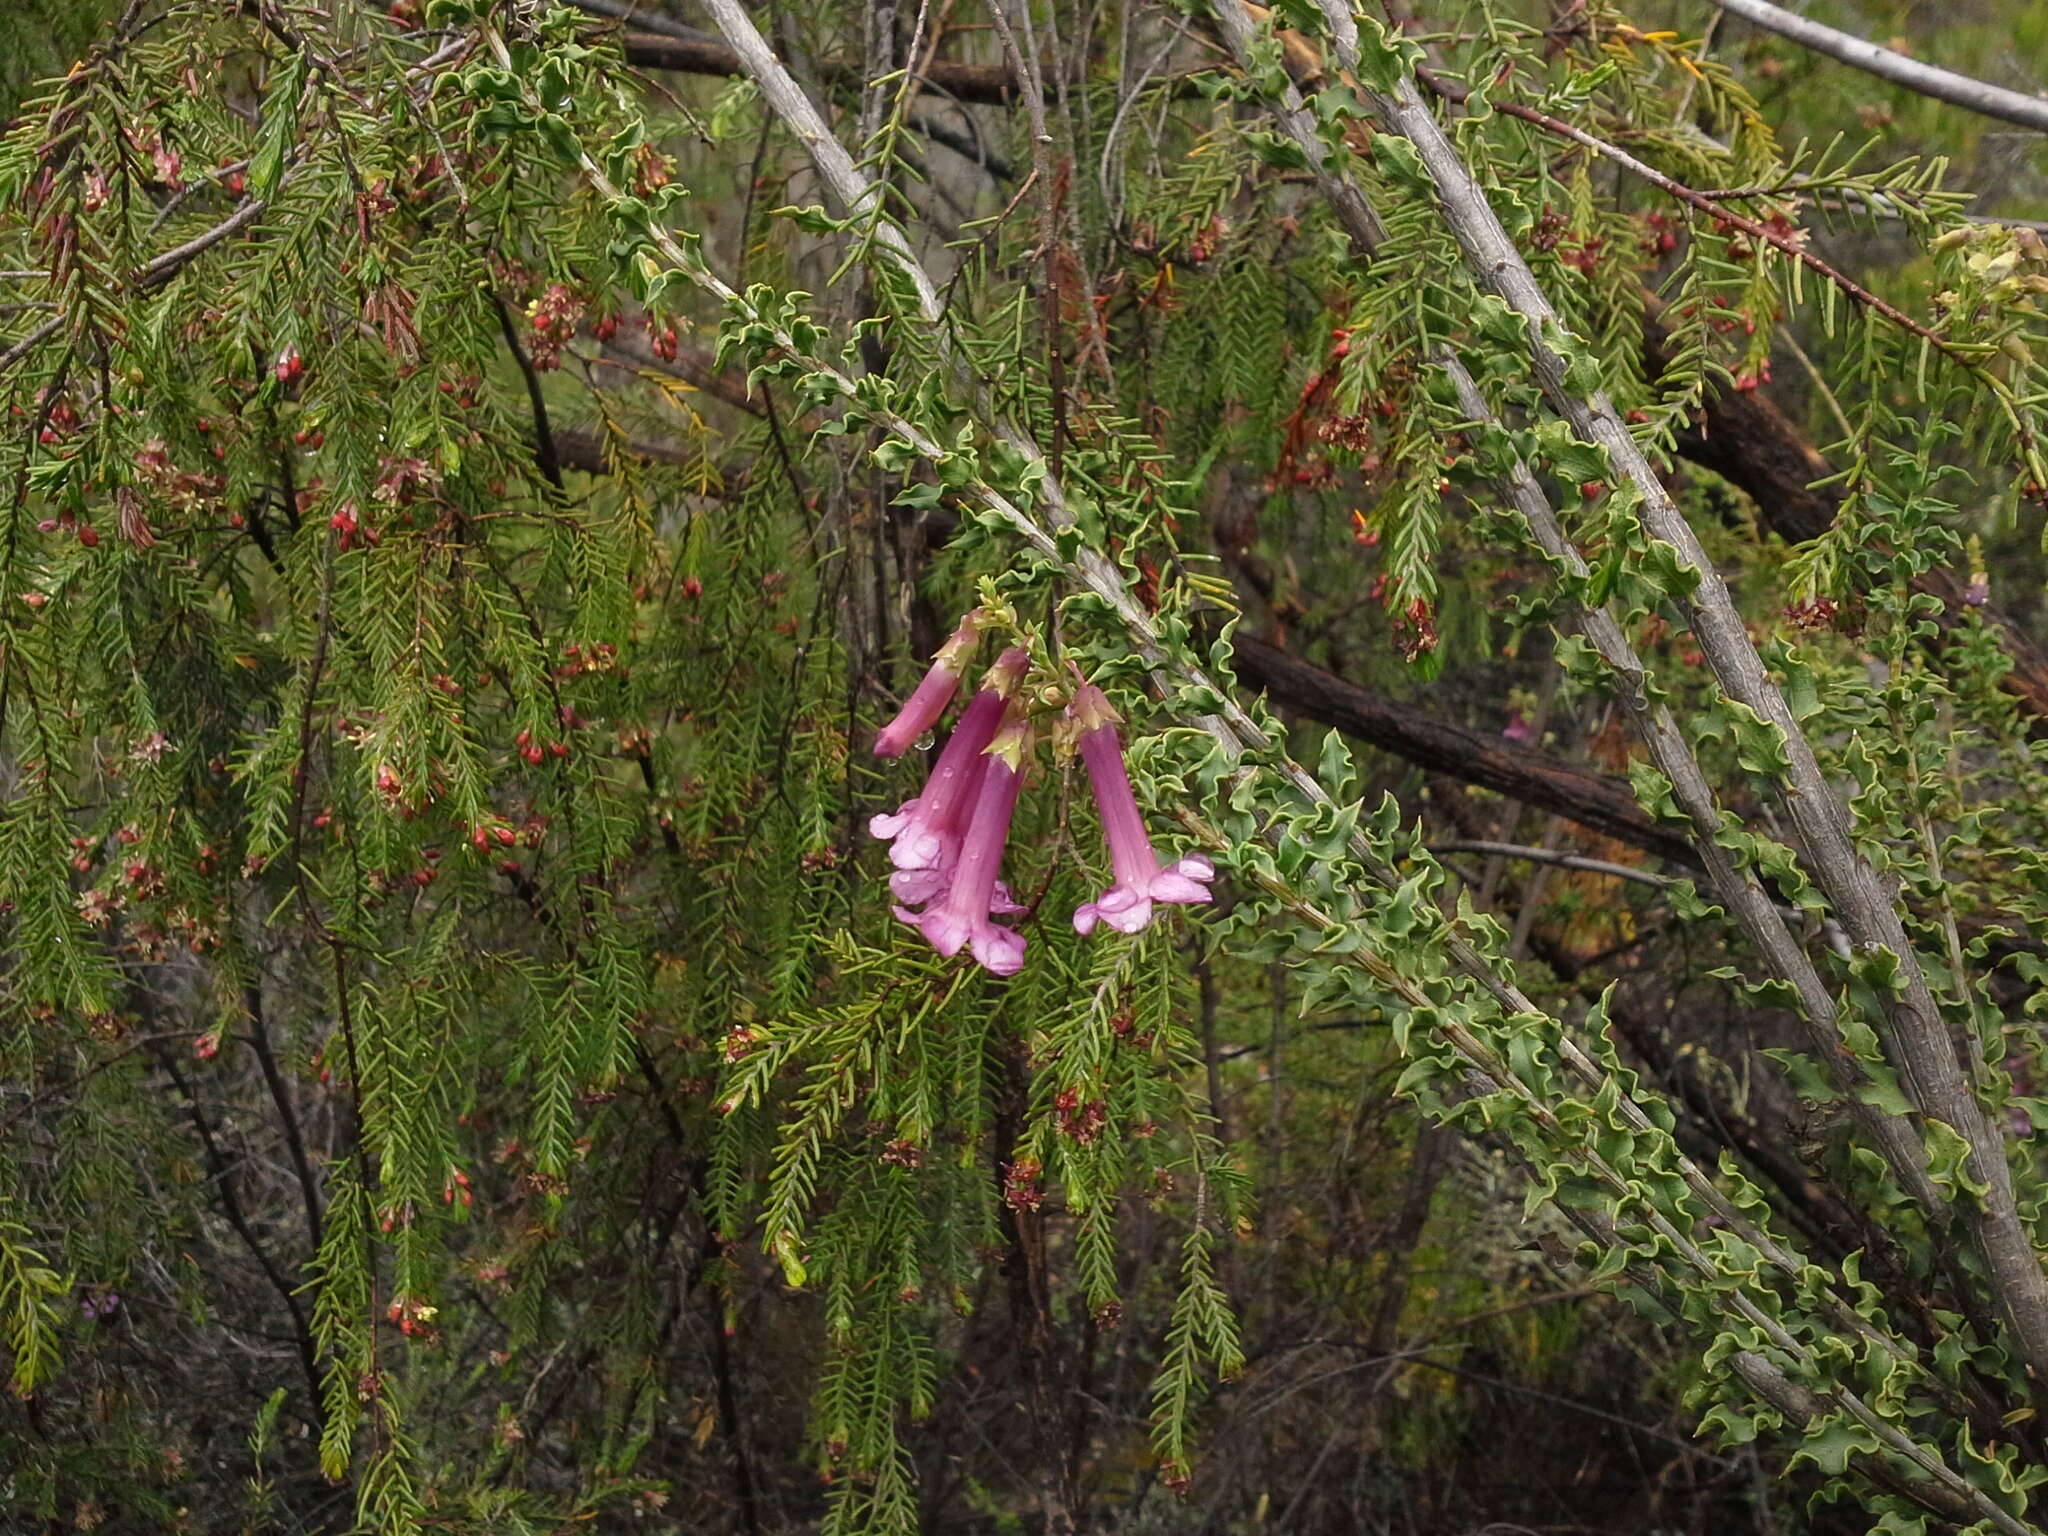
[3,0,2048,1531]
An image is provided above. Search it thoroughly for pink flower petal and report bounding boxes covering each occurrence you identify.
[899,701,1031,976]
[917,908,973,958]
[1070,689,1215,939]
[888,823,949,870]
[1102,897,1156,934]
[1148,871,1211,905]
[874,668,960,757]
[890,867,948,906]
[873,620,983,757]
[869,803,919,839]
[970,924,1026,976]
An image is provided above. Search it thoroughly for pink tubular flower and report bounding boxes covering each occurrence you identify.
[870,648,1029,888]
[873,614,983,758]
[896,704,1031,976]
[893,864,1027,914]
[873,694,1001,873]
[1069,685,1214,936]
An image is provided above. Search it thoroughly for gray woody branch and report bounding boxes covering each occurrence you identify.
[1282,0,2048,1392]
[1205,0,1943,1244]
[1711,0,2048,134]
[662,2,2013,1521]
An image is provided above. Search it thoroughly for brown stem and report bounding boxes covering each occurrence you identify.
[617,32,1030,104]
[987,1040,1078,1536]
[1230,635,1700,866]
[150,1039,327,1429]
[493,293,563,493]
[244,980,324,1255]
[1418,66,1981,373]
[1648,306,2048,732]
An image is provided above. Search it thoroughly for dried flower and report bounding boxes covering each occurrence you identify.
[872,613,983,758]
[896,703,1030,975]
[1069,685,1213,935]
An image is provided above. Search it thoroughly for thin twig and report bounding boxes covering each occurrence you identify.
[244,980,324,1254]
[985,0,1066,480]
[1312,0,2048,1394]
[1426,839,1672,892]
[1414,67,2009,392]
[146,158,251,235]
[0,315,62,374]
[151,1039,327,1428]
[566,0,719,46]
[493,293,565,491]
[0,1031,192,1134]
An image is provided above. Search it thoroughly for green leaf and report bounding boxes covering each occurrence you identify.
[250,55,308,200]
[775,203,848,235]
[1240,129,1310,172]
[1924,1117,1990,1198]
[1371,133,1431,193]
[1713,696,1793,780]
[1469,294,1527,348]
[1349,13,1422,93]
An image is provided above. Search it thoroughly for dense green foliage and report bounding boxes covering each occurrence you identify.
[2,0,2048,1532]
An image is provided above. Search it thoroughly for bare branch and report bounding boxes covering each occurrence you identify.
[652,12,1991,1495]
[1209,0,1945,1233]
[1710,0,2048,134]
[1426,839,1681,892]
[1300,0,2048,1387]
[1231,638,1699,867]
[610,27,1029,105]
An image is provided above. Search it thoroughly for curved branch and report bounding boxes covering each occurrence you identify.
[617,30,1030,105]
[1651,309,2048,732]
[1229,637,1700,868]
[1304,0,2048,1391]
[1214,0,1947,1237]
[1709,0,2048,134]
[1425,839,1678,890]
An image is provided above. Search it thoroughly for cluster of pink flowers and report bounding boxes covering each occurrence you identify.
[868,615,1214,976]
